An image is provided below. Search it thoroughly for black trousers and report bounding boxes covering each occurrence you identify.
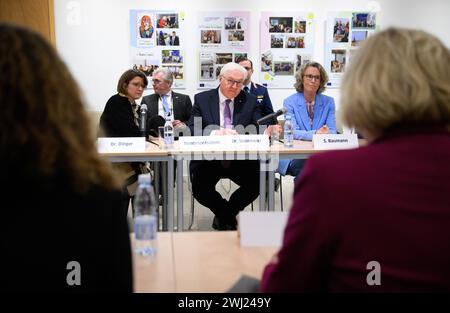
[190,160,260,222]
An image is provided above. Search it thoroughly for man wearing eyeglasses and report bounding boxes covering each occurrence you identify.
[277,61,337,180]
[141,68,192,138]
[188,62,265,230]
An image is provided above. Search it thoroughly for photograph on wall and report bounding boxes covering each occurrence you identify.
[156,13,179,29]
[157,30,180,46]
[270,34,284,48]
[130,10,186,88]
[325,11,379,88]
[197,11,250,88]
[352,12,376,29]
[201,30,222,45]
[295,53,312,72]
[286,35,305,48]
[333,18,350,43]
[162,65,183,80]
[228,30,244,43]
[162,50,183,64]
[294,20,306,33]
[234,52,247,63]
[260,11,315,88]
[269,17,293,33]
[274,61,294,76]
[351,30,367,46]
[198,51,248,88]
[135,12,156,47]
[132,55,160,77]
[200,52,215,81]
[330,49,346,73]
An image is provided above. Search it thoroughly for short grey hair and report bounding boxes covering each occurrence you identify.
[219,62,247,80]
[153,67,173,84]
[340,27,450,139]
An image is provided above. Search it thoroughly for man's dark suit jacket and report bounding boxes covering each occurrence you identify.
[170,35,180,46]
[141,91,192,137]
[188,88,262,136]
[261,127,450,292]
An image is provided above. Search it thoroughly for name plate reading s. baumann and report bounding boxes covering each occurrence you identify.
[97,137,146,153]
[313,134,359,150]
[178,135,269,151]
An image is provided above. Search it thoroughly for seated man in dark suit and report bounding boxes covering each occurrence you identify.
[188,62,263,230]
[141,68,192,137]
[141,68,192,201]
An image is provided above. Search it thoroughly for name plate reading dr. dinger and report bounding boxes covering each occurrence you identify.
[178,135,269,151]
[97,137,146,153]
[313,134,359,150]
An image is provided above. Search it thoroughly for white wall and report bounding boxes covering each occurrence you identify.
[54,0,450,115]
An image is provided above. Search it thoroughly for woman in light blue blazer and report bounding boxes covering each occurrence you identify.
[278,61,337,178]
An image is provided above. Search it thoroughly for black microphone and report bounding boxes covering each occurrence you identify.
[256,107,287,125]
[147,115,166,137]
[139,103,147,136]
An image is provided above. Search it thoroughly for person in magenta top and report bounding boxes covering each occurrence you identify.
[260,27,450,292]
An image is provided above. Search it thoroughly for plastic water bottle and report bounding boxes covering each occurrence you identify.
[284,113,294,148]
[134,174,157,257]
[164,112,174,148]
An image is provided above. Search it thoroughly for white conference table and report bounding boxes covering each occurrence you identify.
[171,139,324,231]
[102,138,363,231]
[132,231,277,293]
[100,141,176,231]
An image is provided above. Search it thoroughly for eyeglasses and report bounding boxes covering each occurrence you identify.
[129,82,145,88]
[152,79,166,85]
[304,74,321,81]
[242,67,252,71]
[223,76,244,87]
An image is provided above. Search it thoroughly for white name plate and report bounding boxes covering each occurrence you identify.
[313,134,359,150]
[97,137,146,153]
[238,211,288,247]
[178,135,269,151]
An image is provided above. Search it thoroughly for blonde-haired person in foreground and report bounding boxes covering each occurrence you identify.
[0,23,133,292]
[260,27,450,292]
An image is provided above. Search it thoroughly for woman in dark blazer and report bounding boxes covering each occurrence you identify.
[99,69,148,216]
[0,23,132,292]
[261,27,450,292]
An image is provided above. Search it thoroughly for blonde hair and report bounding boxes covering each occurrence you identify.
[294,61,328,93]
[0,23,120,192]
[340,27,450,138]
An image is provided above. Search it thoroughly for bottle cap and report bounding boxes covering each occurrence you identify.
[138,173,151,184]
